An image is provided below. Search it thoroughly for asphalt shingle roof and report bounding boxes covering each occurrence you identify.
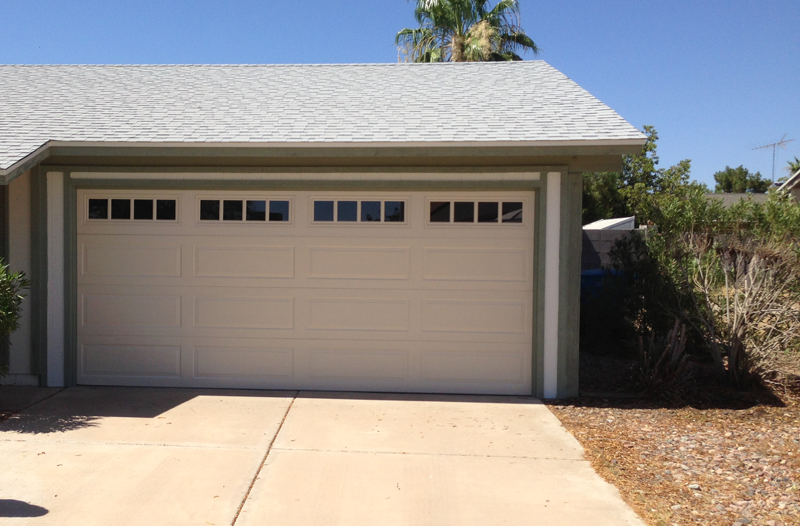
[0,62,645,171]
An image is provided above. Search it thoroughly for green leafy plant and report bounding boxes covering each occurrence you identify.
[0,259,30,377]
[586,127,800,395]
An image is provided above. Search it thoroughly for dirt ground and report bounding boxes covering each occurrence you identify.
[547,354,800,526]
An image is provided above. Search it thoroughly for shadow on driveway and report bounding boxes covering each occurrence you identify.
[0,499,48,517]
[0,386,296,434]
[0,413,101,434]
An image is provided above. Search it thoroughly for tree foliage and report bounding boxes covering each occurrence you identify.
[582,125,704,226]
[396,0,538,62]
[713,165,770,194]
[582,127,800,393]
[788,156,800,175]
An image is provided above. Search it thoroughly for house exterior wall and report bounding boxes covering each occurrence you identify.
[3,169,38,385]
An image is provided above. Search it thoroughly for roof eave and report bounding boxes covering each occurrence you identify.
[0,138,647,184]
[778,169,800,192]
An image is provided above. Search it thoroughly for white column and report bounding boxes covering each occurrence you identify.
[542,172,561,399]
[46,172,65,387]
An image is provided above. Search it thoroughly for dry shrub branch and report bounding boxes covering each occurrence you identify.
[685,235,800,390]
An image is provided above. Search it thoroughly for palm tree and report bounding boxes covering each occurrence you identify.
[396,0,539,62]
[788,156,800,175]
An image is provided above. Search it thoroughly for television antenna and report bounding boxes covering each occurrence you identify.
[753,134,794,182]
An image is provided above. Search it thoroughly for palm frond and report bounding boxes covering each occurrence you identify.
[397,0,537,62]
[499,31,539,56]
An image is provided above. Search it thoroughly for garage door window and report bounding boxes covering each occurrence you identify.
[428,200,523,224]
[87,198,177,221]
[199,199,290,222]
[313,200,406,223]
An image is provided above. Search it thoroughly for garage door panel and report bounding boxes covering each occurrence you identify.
[423,247,529,282]
[194,245,295,278]
[81,293,182,329]
[81,343,181,377]
[194,296,294,330]
[307,297,410,332]
[308,246,411,280]
[309,350,408,381]
[420,349,526,384]
[81,241,182,278]
[193,345,294,379]
[422,299,528,335]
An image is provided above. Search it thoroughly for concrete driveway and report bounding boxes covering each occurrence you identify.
[0,387,643,525]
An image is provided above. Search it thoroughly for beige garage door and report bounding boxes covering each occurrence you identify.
[76,189,535,395]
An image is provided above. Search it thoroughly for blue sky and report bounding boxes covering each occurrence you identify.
[1,0,798,187]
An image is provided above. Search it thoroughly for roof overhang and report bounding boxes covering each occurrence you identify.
[778,169,800,192]
[0,138,646,184]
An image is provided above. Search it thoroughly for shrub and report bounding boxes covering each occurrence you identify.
[680,235,800,389]
[0,259,30,377]
[608,191,800,392]
[637,320,691,401]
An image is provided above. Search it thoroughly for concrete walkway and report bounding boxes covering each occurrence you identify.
[0,387,644,525]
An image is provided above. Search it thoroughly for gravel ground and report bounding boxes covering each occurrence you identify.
[547,355,800,526]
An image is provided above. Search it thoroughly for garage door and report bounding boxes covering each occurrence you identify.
[76,190,535,395]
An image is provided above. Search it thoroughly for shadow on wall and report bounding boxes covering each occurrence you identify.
[0,500,48,518]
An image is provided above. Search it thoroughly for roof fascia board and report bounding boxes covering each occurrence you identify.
[0,143,52,184]
[44,139,647,149]
[69,170,545,182]
[1,138,646,184]
[778,169,800,191]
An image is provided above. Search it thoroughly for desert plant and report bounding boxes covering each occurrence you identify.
[684,236,800,389]
[0,259,30,377]
[637,320,691,399]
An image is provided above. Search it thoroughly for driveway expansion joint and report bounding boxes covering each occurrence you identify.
[270,446,586,461]
[230,390,298,526]
[0,437,262,450]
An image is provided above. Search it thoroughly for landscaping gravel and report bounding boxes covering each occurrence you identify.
[548,398,799,525]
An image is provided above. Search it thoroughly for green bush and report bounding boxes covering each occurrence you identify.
[583,126,800,393]
[0,259,30,377]
[608,189,800,391]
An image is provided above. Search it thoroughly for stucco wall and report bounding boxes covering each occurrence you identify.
[8,169,33,376]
